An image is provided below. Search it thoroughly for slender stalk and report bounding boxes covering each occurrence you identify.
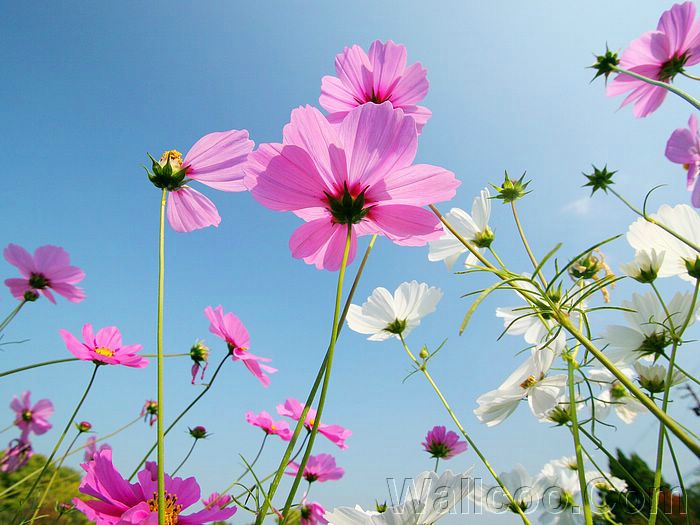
[66,416,141,458]
[0,422,13,434]
[255,234,376,524]
[612,65,700,112]
[13,364,99,524]
[156,188,167,525]
[0,300,27,334]
[566,356,593,525]
[28,431,82,524]
[682,71,700,81]
[663,428,691,525]
[511,201,546,286]
[171,439,198,477]
[434,457,440,473]
[398,334,531,525]
[280,225,353,519]
[128,353,229,479]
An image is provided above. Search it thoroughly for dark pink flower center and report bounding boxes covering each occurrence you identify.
[426,441,452,459]
[660,53,689,82]
[28,273,49,289]
[325,183,370,224]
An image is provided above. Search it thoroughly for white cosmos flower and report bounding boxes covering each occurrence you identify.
[634,361,686,394]
[627,204,700,283]
[347,281,442,341]
[536,461,584,525]
[325,469,474,525]
[496,305,568,354]
[588,368,646,424]
[428,188,493,269]
[619,249,665,283]
[476,464,541,515]
[600,291,697,365]
[474,349,567,426]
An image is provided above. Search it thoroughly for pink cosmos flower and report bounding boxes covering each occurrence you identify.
[59,324,148,368]
[286,453,344,483]
[276,398,351,449]
[421,425,468,460]
[150,130,254,233]
[201,492,232,510]
[3,244,85,303]
[141,400,158,427]
[245,410,293,441]
[83,436,111,463]
[666,114,700,205]
[300,498,328,525]
[607,2,700,117]
[245,102,459,270]
[320,39,431,132]
[0,439,33,473]
[74,449,237,524]
[204,305,276,387]
[11,391,53,441]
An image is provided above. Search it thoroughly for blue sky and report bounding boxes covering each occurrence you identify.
[1,1,699,522]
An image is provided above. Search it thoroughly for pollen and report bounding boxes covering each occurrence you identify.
[160,150,183,169]
[148,492,182,525]
[520,375,538,389]
[94,347,114,358]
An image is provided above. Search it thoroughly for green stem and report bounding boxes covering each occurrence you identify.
[398,335,531,525]
[13,364,99,524]
[613,66,700,112]
[128,352,229,480]
[663,428,691,525]
[254,234,376,524]
[156,188,167,525]
[434,457,440,473]
[511,201,547,286]
[28,431,82,524]
[280,225,353,520]
[171,439,198,477]
[567,356,593,525]
[0,300,27,334]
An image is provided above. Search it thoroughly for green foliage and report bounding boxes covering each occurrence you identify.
[0,453,88,525]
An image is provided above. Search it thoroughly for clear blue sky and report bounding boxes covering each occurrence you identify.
[1,2,699,522]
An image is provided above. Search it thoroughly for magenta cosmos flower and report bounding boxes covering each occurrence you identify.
[11,391,53,441]
[148,129,254,233]
[245,102,459,270]
[300,498,328,525]
[666,114,700,205]
[245,410,292,440]
[205,305,276,387]
[74,449,236,524]
[320,39,431,132]
[0,439,33,473]
[59,324,148,368]
[607,2,700,117]
[4,244,85,303]
[422,425,467,460]
[286,453,344,483]
[83,435,111,463]
[277,398,351,449]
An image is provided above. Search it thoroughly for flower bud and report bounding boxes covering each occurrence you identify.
[590,47,620,82]
[75,421,92,433]
[375,501,388,513]
[188,425,209,439]
[190,340,209,364]
[491,171,530,203]
[684,256,700,280]
[145,150,189,191]
[569,252,603,280]
[583,165,616,195]
[473,227,495,249]
[23,290,39,302]
[418,346,430,359]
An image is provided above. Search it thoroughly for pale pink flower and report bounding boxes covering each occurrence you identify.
[245,410,293,440]
[74,449,236,524]
[0,439,32,473]
[153,129,253,233]
[666,114,700,205]
[10,391,53,441]
[205,305,276,387]
[59,323,148,368]
[277,398,351,449]
[286,453,344,483]
[83,436,111,463]
[608,2,700,117]
[3,244,85,303]
[320,39,431,132]
[245,102,459,270]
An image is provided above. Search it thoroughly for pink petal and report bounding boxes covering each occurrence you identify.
[82,324,96,347]
[33,245,71,274]
[658,2,697,55]
[289,219,357,271]
[50,281,86,303]
[368,204,441,244]
[367,40,406,101]
[166,186,221,233]
[665,128,697,164]
[366,163,459,206]
[3,244,35,277]
[319,76,358,115]
[391,62,429,107]
[95,326,122,350]
[333,45,372,103]
[4,278,31,300]
[184,129,254,192]
[60,329,91,360]
[402,105,432,133]
[338,102,417,189]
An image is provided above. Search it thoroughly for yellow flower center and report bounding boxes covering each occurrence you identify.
[271,424,277,431]
[160,150,183,170]
[683,163,691,171]
[148,493,182,525]
[520,375,538,389]
[94,347,114,358]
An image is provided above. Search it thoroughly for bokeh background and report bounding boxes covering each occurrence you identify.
[1,1,699,522]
